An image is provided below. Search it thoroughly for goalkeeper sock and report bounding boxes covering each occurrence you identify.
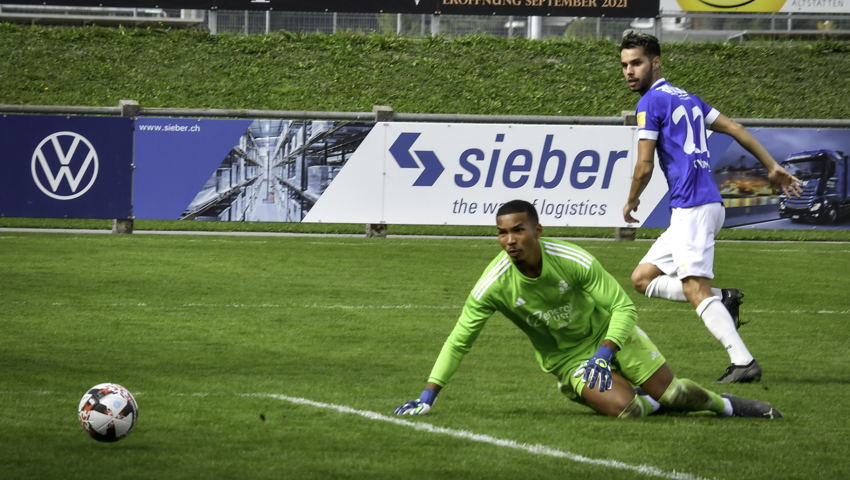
[640,393,662,413]
[659,377,731,415]
[618,394,655,419]
[645,275,723,303]
[697,296,754,365]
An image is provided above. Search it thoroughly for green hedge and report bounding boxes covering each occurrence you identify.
[0,24,848,119]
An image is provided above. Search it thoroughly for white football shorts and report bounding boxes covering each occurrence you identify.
[639,202,725,280]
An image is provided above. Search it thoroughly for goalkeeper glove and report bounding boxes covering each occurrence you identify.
[393,388,437,416]
[572,345,615,392]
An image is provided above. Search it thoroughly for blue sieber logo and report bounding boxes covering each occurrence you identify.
[390,133,445,187]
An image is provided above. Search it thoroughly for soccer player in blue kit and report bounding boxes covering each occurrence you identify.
[619,32,803,383]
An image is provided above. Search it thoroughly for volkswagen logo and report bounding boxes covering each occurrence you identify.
[31,131,99,200]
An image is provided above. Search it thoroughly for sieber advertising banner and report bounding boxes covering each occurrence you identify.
[304,123,655,227]
[130,117,850,230]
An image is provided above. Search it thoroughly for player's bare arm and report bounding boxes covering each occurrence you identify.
[709,114,803,198]
[425,382,442,394]
[599,339,620,353]
[623,139,657,223]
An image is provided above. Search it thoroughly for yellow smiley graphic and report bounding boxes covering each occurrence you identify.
[676,0,787,12]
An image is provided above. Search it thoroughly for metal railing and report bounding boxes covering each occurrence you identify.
[1,102,849,129]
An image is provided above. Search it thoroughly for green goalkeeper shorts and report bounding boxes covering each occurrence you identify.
[555,325,667,403]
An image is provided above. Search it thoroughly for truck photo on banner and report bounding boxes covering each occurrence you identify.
[714,128,850,230]
[636,127,850,230]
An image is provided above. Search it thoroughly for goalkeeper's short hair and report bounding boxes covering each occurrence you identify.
[496,199,539,226]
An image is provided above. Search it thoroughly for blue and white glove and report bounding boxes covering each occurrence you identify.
[393,388,437,416]
[572,345,615,392]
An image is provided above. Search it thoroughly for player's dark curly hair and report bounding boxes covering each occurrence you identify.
[496,199,539,225]
[620,31,661,59]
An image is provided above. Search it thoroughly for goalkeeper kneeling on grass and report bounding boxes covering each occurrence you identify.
[394,200,781,420]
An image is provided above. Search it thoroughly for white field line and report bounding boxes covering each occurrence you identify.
[0,388,712,479]
[182,303,461,310]
[4,231,847,251]
[2,300,848,315]
[252,393,713,480]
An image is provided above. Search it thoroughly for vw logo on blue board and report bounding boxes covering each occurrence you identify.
[31,131,99,200]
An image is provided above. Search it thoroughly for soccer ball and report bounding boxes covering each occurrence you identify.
[78,383,138,442]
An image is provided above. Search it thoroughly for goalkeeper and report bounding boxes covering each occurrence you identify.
[394,200,781,419]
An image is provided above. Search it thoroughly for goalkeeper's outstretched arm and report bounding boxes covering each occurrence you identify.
[393,383,442,416]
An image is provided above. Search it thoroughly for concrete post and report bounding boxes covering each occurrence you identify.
[365,105,395,238]
[616,110,638,241]
[366,224,388,238]
[372,105,395,122]
[529,16,542,40]
[113,219,134,234]
[208,9,217,35]
[119,99,140,117]
[113,100,138,234]
[430,14,440,36]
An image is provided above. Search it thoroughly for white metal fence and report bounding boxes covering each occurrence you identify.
[1,4,848,41]
[196,10,850,40]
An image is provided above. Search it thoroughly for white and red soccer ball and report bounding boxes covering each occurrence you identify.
[78,383,138,442]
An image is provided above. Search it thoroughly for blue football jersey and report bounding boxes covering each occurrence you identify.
[636,79,722,208]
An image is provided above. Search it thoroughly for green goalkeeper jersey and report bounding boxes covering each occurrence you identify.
[428,238,637,387]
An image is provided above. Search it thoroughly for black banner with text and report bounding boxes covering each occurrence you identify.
[11,0,658,16]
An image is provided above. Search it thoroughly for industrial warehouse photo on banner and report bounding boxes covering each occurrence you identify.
[0,114,133,219]
[133,117,374,222]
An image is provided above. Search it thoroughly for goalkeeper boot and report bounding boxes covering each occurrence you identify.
[716,359,762,383]
[720,393,782,419]
[721,288,745,329]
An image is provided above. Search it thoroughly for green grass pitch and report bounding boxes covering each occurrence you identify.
[0,231,848,479]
